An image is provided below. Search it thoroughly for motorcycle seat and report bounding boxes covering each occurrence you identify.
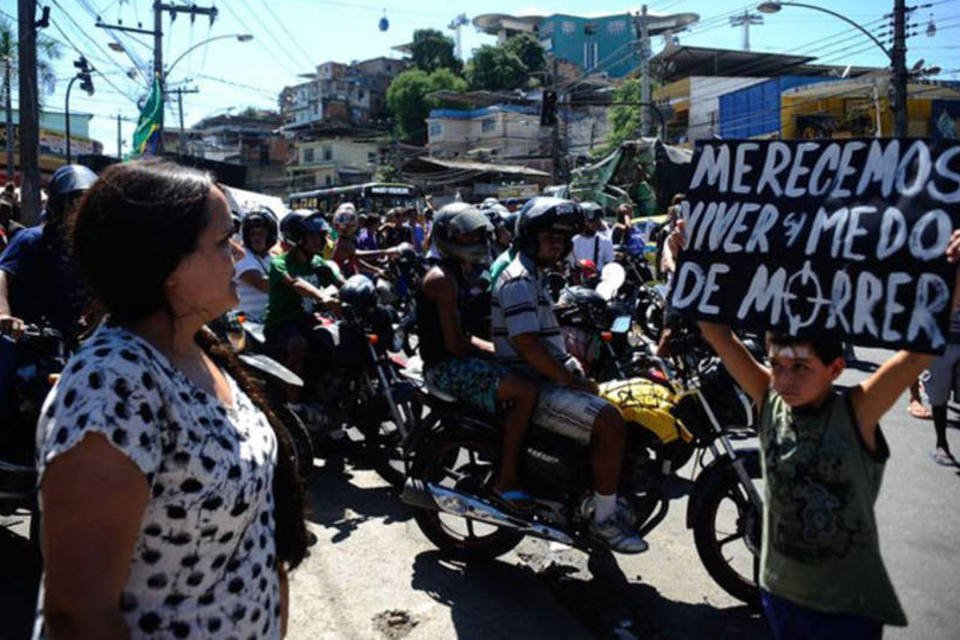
[424,381,458,404]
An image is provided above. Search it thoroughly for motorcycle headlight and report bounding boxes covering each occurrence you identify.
[391,327,405,353]
[610,315,631,334]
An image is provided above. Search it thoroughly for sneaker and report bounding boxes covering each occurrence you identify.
[588,513,648,554]
[931,447,957,467]
[579,495,638,528]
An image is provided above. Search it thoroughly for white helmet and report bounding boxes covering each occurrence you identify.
[333,202,359,236]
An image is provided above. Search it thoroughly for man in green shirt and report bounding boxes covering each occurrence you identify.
[265,210,343,405]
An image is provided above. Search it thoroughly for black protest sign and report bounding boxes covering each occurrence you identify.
[670,139,960,353]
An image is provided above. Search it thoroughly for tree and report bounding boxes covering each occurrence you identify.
[465,45,526,92]
[410,29,461,74]
[0,17,62,100]
[595,79,643,157]
[386,67,467,145]
[503,33,546,76]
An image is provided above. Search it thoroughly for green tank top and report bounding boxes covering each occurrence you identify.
[758,389,906,626]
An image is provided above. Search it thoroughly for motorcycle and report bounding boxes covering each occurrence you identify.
[0,323,69,547]
[399,326,765,606]
[266,276,420,487]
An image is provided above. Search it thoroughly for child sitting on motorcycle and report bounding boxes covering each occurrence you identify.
[418,203,540,513]
[264,210,343,417]
[673,221,960,638]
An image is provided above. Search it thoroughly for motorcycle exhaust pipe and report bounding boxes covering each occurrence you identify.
[401,477,575,546]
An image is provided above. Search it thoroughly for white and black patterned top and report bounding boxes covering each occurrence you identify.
[32,324,281,640]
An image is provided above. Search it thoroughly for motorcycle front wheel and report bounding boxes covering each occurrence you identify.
[691,455,763,607]
[411,432,523,562]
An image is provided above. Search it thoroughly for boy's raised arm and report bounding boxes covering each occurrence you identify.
[851,229,960,448]
[698,322,771,406]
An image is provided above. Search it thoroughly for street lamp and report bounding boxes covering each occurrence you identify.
[757,1,909,137]
[165,33,254,79]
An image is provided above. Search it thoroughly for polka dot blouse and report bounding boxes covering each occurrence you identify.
[33,324,281,639]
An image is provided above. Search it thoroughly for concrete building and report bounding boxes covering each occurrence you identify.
[0,108,103,179]
[280,56,410,132]
[287,137,383,191]
[473,11,698,78]
[185,111,293,195]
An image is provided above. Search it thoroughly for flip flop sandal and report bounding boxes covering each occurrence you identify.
[491,489,536,515]
[908,401,932,419]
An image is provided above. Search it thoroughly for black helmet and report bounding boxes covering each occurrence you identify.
[241,207,279,250]
[281,209,329,248]
[557,286,610,330]
[432,202,493,266]
[340,274,378,316]
[580,201,603,224]
[515,197,584,257]
[47,164,97,217]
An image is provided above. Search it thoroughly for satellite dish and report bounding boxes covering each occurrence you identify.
[379,10,389,32]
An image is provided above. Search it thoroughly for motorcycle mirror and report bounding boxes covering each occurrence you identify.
[596,262,626,301]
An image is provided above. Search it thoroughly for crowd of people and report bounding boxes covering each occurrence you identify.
[0,160,957,639]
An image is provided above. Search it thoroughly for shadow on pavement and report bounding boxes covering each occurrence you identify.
[0,522,41,640]
[302,451,412,545]
[410,550,589,640]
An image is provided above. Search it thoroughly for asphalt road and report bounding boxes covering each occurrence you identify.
[2,346,959,639]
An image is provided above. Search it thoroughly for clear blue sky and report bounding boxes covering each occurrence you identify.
[3,0,958,155]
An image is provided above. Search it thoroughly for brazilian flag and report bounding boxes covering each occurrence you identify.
[132,75,162,157]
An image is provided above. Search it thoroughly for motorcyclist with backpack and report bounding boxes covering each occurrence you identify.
[490,196,647,553]
[263,209,343,413]
[417,203,540,513]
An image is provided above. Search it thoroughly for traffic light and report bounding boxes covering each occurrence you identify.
[540,90,558,126]
[74,57,95,95]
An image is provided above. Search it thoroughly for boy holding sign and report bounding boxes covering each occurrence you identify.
[670,221,960,638]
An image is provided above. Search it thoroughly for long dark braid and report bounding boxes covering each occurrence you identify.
[194,328,308,569]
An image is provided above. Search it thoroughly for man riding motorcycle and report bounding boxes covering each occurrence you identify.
[0,164,97,421]
[264,209,343,412]
[490,196,647,553]
[417,203,540,513]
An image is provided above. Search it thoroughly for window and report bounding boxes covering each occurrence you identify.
[561,21,575,35]
[324,174,332,186]
[429,122,443,138]
[481,119,496,133]
[303,147,315,163]
[323,146,333,161]
[367,151,377,163]
[259,145,270,166]
[583,42,598,70]
[606,20,625,36]
[584,23,596,36]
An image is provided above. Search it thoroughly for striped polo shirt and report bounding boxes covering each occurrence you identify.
[491,252,571,368]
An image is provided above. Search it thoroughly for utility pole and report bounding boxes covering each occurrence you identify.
[729,10,763,52]
[97,2,218,155]
[550,57,561,183]
[638,5,651,138]
[17,0,41,225]
[117,113,122,159]
[891,0,908,138]
[4,56,13,182]
[167,86,199,156]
